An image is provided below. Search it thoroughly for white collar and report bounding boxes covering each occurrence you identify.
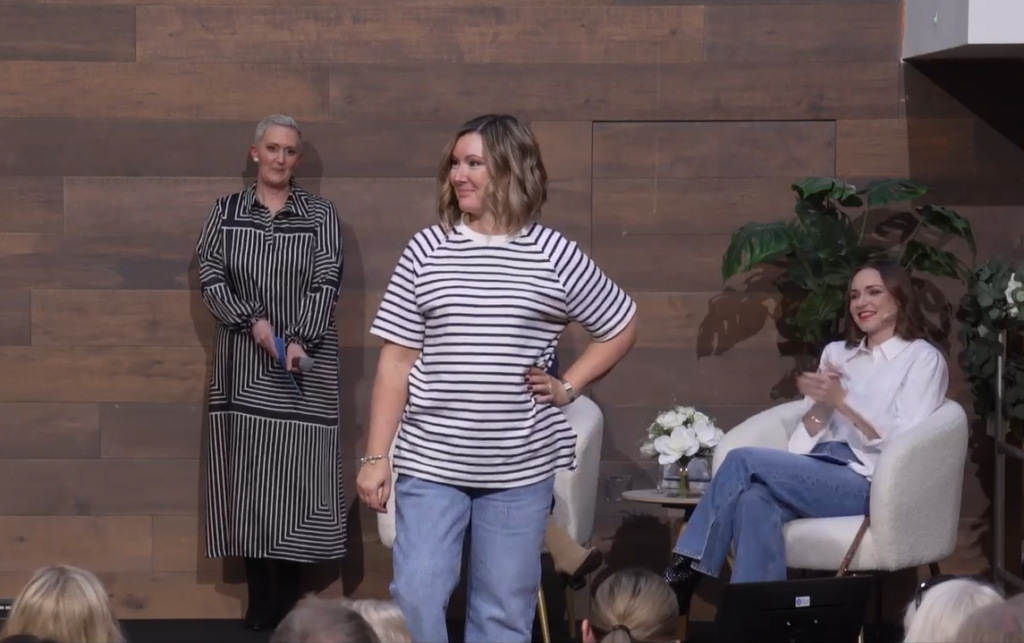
[849,335,913,362]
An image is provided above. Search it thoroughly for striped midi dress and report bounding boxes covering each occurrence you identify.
[196,181,347,563]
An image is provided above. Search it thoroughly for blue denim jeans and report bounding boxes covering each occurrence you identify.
[390,474,554,643]
[673,442,870,583]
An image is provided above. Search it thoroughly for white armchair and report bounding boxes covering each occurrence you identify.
[711,399,969,573]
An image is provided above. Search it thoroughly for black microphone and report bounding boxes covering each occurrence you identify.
[291,356,315,372]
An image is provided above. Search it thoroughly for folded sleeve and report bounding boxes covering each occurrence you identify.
[544,233,636,341]
[787,343,837,454]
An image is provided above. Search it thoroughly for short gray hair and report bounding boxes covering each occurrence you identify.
[270,595,380,643]
[903,578,1003,642]
[255,114,303,148]
[955,592,1024,642]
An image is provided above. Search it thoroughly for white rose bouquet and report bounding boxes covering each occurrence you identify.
[639,404,724,466]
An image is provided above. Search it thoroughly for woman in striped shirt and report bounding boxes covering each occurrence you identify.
[357,114,638,643]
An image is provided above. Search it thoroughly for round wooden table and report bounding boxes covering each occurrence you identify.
[622,488,703,510]
[622,489,704,642]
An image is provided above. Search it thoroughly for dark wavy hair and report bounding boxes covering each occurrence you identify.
[843,260,926,347]
[436,114,548,234]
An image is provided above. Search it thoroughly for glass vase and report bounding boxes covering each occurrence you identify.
[658,460,688,496]
[685,456,712,495]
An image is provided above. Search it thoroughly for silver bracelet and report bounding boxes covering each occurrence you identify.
[359,454,388,466]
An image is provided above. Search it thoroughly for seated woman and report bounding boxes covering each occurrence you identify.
[663,260,950,611]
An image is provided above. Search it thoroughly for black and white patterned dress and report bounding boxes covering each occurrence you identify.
[196,181,346,563]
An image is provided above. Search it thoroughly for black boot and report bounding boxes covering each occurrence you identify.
[272,560,305,623]
[243,557,275,631]
[663,553,704,615]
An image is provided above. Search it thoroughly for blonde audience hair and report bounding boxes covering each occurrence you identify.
[271,595,379,643]
[584,568,679,643]
[0,565,124,643]
[339,598,412,643]
[436,113,548,235]
[903,577,1002,642]
[955,592,1024,642]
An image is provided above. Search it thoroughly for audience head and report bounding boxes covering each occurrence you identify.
[903,575,1002,642]
[437,113,548,235]
[250,114,303,190]
[271,595,380,643]
[844,260,926,347]
[339,598,411,643]
[0,564,124,643]
[583,568,679,643]
[952,591,1024,642]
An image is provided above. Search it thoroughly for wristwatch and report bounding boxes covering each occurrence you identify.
[560,379,578,403]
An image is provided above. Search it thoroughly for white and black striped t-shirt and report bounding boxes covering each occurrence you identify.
[370,221,636,488]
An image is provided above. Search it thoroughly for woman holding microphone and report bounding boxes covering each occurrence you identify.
[195,114,347,631]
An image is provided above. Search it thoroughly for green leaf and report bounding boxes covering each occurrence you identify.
[721,222,793,281]
[792,178,862,211]
[859,179,931,206]
[978,292,994,308]
[793,287,846,334]
[916,204,977,257]
[902,240,967,281]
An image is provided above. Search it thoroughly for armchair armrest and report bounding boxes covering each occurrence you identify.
[553,395,604,544]
[867,399,969,568]
[712,401,806,475]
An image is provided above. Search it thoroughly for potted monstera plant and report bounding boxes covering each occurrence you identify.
[721,177,976,363]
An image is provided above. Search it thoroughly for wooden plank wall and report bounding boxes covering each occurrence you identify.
[0,0,1020,622]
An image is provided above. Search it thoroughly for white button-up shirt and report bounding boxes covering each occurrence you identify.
[787,336,949,479]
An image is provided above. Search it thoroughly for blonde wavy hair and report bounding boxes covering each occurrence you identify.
[0,565,124,643]
[436,114,548,234]
[340,598,411,642]
[584,568,679,643]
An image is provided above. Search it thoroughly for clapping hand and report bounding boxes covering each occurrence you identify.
[796,361,845,407]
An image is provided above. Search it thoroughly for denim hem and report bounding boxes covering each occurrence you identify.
[691,561,720,578]
[670,549,721,578]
